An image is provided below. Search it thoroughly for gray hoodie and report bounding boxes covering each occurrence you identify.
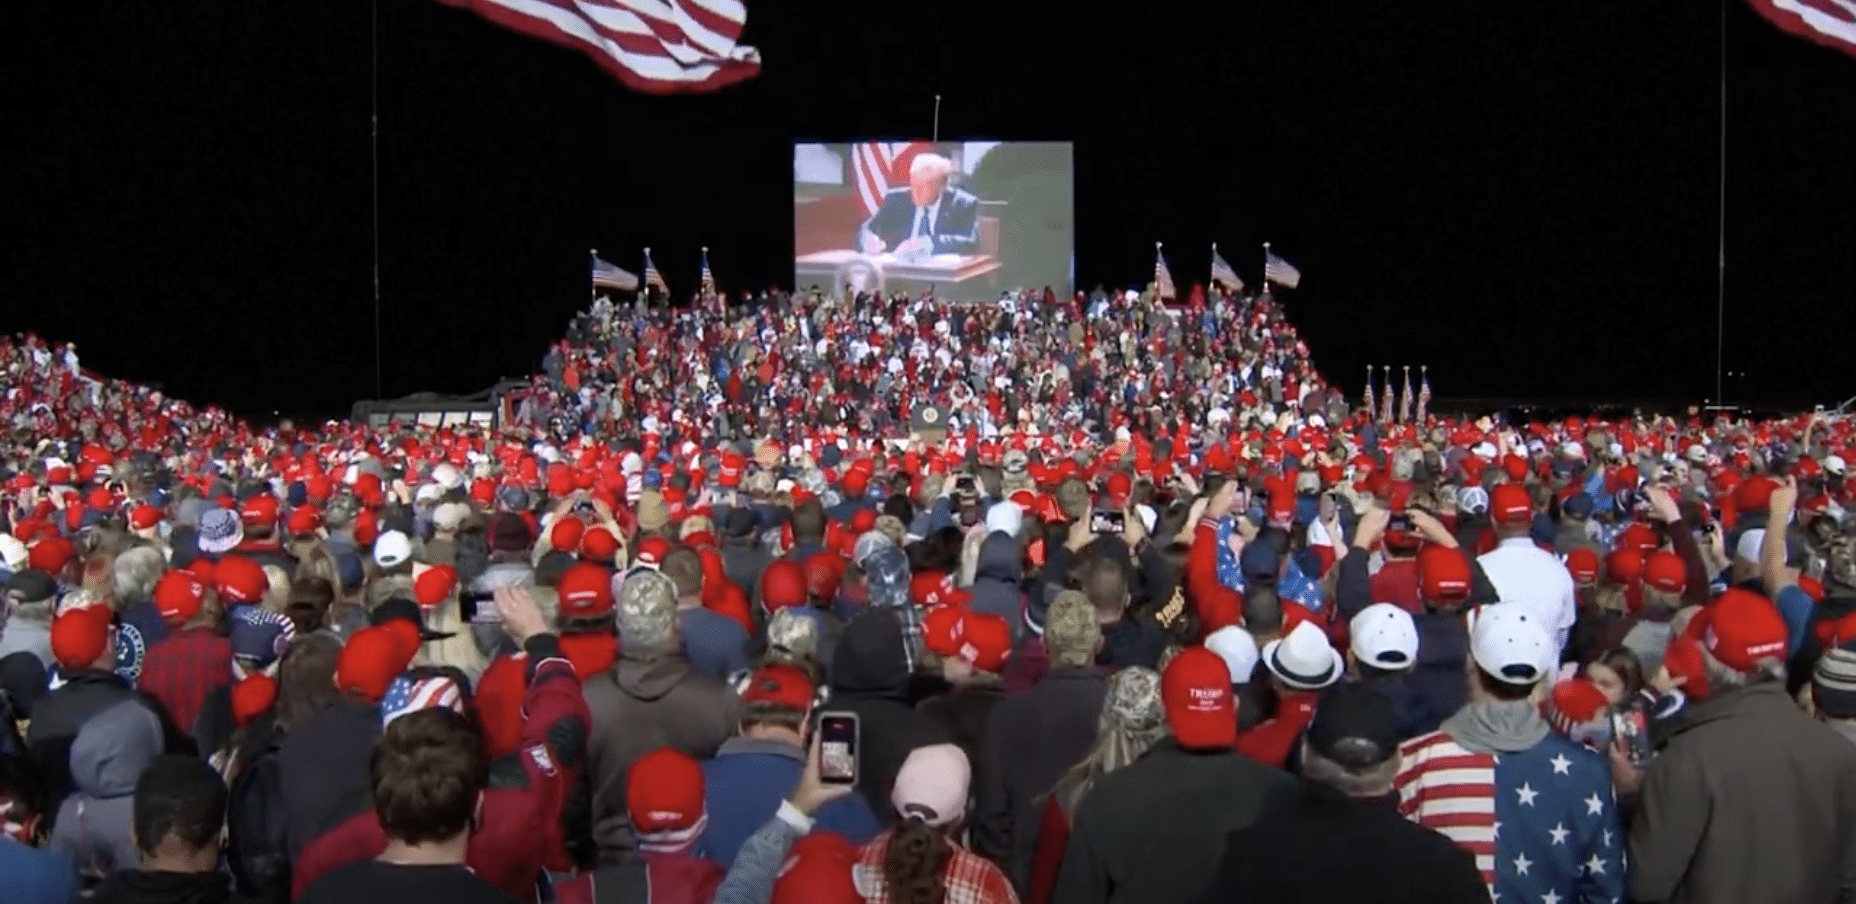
[49,699,163,878]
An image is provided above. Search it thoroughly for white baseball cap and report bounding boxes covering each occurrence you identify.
[1204,626,1260,685]
[373,530,413,569]
[1468,603,1555,686]
[1349,603,1419,671]
[1735,528,1766,564]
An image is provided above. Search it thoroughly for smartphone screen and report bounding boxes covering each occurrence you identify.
[818,712,859,785]
[1091,511,1125,534]
[459,590,501,625]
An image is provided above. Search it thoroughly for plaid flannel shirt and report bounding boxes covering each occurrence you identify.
[136,627,231,735]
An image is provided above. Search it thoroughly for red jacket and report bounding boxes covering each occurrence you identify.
[292,634,592,901]
[553,853,723,904]
[1369,558,1423,614]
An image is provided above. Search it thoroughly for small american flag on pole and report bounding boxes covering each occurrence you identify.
[852,141,936,218]
[1264,247,1302,289]
[590,249,639,291]
[1417,366,1432,424]
[1153,242,1176,299]
[642,247,669,295]
[1210,243,1244,292]
[1363,365,1377,422]
[699,246,716,297]
[429,0,762,94]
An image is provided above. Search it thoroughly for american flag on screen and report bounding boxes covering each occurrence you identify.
[1264,249,1302,289]
[1210,244,1243,292]
[591,250,639,290]
[1745,0,1856,58]
[429,0,762,94]
[1153,244,1176,299]
[852,141,936,217]
[642,247,669,294]
[1395,729,1625,904]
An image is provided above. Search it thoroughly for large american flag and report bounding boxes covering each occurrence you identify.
[851,141,936,218]
[1746,0,1856,58]
[1264,249,1302,289]
[641,247,669,294]
[430,0,761,94]
[591,250,639,290]
[1210,244,1244,292]
[1395,729,1625,904]
[1154,243,1176,299]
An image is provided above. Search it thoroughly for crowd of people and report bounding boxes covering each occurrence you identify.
[1,278,1855,904]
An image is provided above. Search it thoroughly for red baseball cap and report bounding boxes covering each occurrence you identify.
[558,562,615,618]
[761,560,808,611]
[1703,588,1789,673]
[1161,646,1237,749]
[1564,547,1600,584]
[922,605,967,658]
[413,564,459,608]
[956,612,1012,674]
[1489,484,1533,525]
[214,555,269,605]
[1418,546,1471,603]
[740,663,815,713]
[1641,550,1687,594]
[627,748,705,836]
[550,518,586,555]
[153,570,206,624]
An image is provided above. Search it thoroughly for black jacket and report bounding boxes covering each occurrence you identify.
[1051,739,1296,904]
[1190,781,1489,904]
[91,869,262,904]
[276,699,380,859]
[26,669,193,816]
[915,680,1005,789]
[972,664,1105,895]
[828,609,943,825]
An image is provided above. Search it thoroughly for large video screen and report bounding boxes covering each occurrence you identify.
[794,141,1074,297]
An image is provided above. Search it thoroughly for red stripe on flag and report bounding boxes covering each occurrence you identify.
[431,0,760,95]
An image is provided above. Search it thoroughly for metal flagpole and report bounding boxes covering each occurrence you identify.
[932,95,942,143]
[370,0,383,399]
[1262,241,1271,289]
[1715,0,1727,405]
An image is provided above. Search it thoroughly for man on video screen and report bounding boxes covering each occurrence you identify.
[856,152,981,256]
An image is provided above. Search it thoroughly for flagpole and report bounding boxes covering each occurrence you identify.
[932,95,942,143]
[369,0,382,398]
[1210,241,1218,289]
[1715,0,1727,405]
[1262,241,1271,289]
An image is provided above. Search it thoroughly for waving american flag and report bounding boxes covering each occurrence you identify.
[1154,242,1176,299]
[1395,728,1625,904]
[1210,243,1244,292]
[1746,0,1856,58]
[431,0,762,94]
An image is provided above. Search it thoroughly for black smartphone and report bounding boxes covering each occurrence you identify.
[817,711,860,785]
[1387,513,1414,533]
[458,589,499,624]
[1091,510,1126,534]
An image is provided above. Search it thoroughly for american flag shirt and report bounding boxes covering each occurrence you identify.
[1395,726,1624,904]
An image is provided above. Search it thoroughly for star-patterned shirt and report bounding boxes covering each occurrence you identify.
[1394,724,1625,904]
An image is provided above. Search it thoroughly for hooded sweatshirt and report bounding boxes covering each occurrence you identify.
[828,609,941,825]
[968,532,1025,641]
[49,699,164,879]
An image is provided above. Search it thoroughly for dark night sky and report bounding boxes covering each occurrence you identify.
[6,1,1854,420]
